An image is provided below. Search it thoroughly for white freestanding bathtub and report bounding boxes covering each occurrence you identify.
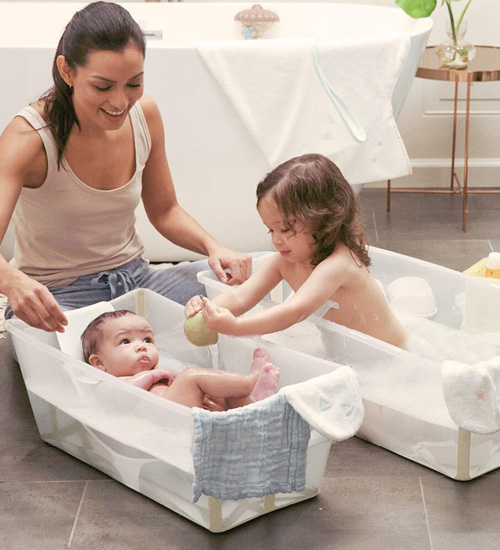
[0,2,432,262]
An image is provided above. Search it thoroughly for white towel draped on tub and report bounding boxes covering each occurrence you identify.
[191,367,364,502]
[442,356,500,434]
[194,32,411,185]
[280,367,364,441]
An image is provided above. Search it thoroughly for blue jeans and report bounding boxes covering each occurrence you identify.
[5,257,208,320]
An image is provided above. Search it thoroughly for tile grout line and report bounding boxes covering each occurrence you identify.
[67,480,89,549]
[1,479,108,484]
[419,477,434,550]
[372,211,379,242]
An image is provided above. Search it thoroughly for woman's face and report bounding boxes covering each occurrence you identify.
[61,42,144,132]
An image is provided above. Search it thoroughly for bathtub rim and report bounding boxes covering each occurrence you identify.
[0,2,434,48]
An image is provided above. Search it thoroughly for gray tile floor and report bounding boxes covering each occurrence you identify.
[2,188,500,549]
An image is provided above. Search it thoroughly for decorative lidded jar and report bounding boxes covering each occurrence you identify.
[234,4,279,40]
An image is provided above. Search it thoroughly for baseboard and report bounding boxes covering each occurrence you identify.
[366,162,500,189]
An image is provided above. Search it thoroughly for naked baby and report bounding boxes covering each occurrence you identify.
[81,310,279,410]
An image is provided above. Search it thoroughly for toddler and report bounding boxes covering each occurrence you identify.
[185,153,406,348]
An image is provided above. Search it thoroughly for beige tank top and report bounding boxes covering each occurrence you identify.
[12,103,150,288]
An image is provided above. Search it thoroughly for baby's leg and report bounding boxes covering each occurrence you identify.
[163,367,258,408]
[163,351,280,409]
[250,363,280,401]
[225,349,279,408]
[250,348,272,373]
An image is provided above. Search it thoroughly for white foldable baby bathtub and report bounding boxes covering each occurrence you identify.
[6,288,363,532]
[199,246,500,481]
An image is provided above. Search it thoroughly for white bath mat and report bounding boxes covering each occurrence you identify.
[56,301,116,360]
[388,276,437,318]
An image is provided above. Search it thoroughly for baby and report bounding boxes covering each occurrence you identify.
[81,310,280,410]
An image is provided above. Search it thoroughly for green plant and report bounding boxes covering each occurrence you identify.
[396,0,472,43]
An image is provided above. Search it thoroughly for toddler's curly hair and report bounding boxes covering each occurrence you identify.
[256,153,370,268]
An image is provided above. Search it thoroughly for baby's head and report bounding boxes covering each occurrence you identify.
[256,153,369,267]
[81,310,159,377]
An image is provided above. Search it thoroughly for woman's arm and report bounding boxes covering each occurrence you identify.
[0,117,68,332]
[139,96,251,285]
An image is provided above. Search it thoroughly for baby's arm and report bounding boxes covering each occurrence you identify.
[121,366,177,390]
[185,253,283,318]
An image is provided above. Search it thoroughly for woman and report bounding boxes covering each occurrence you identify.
[0,2,251,333]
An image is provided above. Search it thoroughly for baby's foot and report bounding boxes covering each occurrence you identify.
[251,363,280,402]
[250,348,271,374]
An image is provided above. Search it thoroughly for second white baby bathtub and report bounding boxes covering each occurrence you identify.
[199,246,500,481]
[6,288,365,532]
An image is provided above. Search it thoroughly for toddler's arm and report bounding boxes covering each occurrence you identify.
[201,297,305,336]
[185,253,283,318]
[201,253,352,336]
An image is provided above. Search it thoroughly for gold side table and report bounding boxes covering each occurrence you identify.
[387,46,500,232]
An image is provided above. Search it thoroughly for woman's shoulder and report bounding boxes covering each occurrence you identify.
[29,100,46,118]
[0,101,48,186]
[137,95,164,139]
[138,95,161,123]
[2,102,46,155]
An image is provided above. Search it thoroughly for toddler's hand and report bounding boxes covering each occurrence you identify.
[202,299,239,335]
[184,295,204,319]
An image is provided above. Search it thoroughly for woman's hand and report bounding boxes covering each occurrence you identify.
[5,271,68,333]
[208,246,252,286]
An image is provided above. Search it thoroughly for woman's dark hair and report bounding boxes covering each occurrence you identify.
[256,153,370,268]
[40,1,146,167]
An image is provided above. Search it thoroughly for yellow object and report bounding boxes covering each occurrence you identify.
[464,258,500,285]
[183,311,219,346]
[485,266,500,278]
[485,252,500,278]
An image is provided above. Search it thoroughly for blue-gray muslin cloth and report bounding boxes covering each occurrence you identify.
[192,393,311,503]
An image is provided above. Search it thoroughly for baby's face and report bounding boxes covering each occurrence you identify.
[94,315,159,377]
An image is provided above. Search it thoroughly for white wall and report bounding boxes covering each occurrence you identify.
[395,0,500,189]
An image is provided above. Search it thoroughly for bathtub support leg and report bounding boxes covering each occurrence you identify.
[208,496,224,532]
[263,494,276,513]
[456,428,471,481]
[135,288,147,319]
